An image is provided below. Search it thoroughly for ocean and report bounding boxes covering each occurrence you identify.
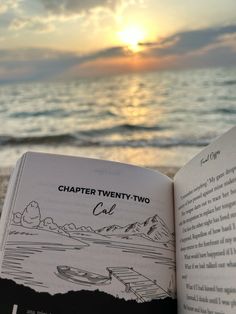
[0,66,235,168]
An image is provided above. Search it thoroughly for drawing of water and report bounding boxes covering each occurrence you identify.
[2,234,175,301]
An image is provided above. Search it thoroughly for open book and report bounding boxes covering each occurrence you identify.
[0,126,236,314]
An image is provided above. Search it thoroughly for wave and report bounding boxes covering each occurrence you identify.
[100,138,211,148]
[80,123,166,136]
[0,133,211,148]
[9,109,69,118]
[213,108,236,114]
[0,134,76,145]
[215,79,236,87]
[219,80,236,86]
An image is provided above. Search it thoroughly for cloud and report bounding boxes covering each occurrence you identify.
[0,4,7,14]
[0,24,236,83]
[0,48,78,61]
[0,46,127,82]
[10,16,55,32]
[141,24,236,56]
[0,1,42,31]
[0,0,21,15]
[0,0,22,18]
[136,25,236,71]
[0,49,78,83]
[39,0,123,15]
[2,0,128,33]
[0,46,126,66]
[175,46,236,69]
[9,17,28,30]
[86,46,127,60]
[1,0,138,35]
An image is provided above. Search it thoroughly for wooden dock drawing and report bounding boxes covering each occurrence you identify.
[106,266,168,303]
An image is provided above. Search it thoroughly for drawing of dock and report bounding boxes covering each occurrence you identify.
[107,266,168,303]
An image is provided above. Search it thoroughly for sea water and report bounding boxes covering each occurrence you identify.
[0,66,235,167]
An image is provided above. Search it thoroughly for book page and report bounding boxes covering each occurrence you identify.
[0,152,176,313]
[174,126,236,314]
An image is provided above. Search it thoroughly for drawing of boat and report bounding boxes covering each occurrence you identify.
[56,265,111,285]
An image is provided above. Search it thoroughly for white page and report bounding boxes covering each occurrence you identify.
[174,126,236,314]
[0,152,175,305]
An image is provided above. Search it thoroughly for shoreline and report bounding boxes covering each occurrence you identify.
[0,166,179,215]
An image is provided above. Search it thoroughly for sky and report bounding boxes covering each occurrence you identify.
[0,0,236,82]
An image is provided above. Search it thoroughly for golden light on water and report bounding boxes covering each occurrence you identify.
[118,26,146,52]
[110,76,166,129]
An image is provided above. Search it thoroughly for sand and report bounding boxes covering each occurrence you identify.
[0,166,179,216]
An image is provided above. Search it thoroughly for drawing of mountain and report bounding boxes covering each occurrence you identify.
[96,214,174,243]
[96,224,122,233]
[12,201,173,245]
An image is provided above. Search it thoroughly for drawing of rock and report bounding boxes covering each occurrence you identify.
[62,223,77,231]
[39,217,58,231]
[21,201,41,228]
[58,227,70,236]
[12,212,22,225]
[39,217,69,236]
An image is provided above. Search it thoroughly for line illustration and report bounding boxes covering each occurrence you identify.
[106,266,168,303]
[1,200,175,302]
[56,265,112,286]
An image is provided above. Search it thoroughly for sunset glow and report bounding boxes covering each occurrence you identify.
[118,26,146,52]
[0,0,235,81]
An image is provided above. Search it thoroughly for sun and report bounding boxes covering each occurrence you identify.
[118,26,146,52]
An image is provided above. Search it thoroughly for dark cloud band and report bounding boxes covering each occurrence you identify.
[141,25,236,56]
[39,0,123,15]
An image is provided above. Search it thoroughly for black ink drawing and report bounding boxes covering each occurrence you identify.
[56,265,170,303]
[107,267,167,303]
[56,265,111,286]
[1,200,175,303]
